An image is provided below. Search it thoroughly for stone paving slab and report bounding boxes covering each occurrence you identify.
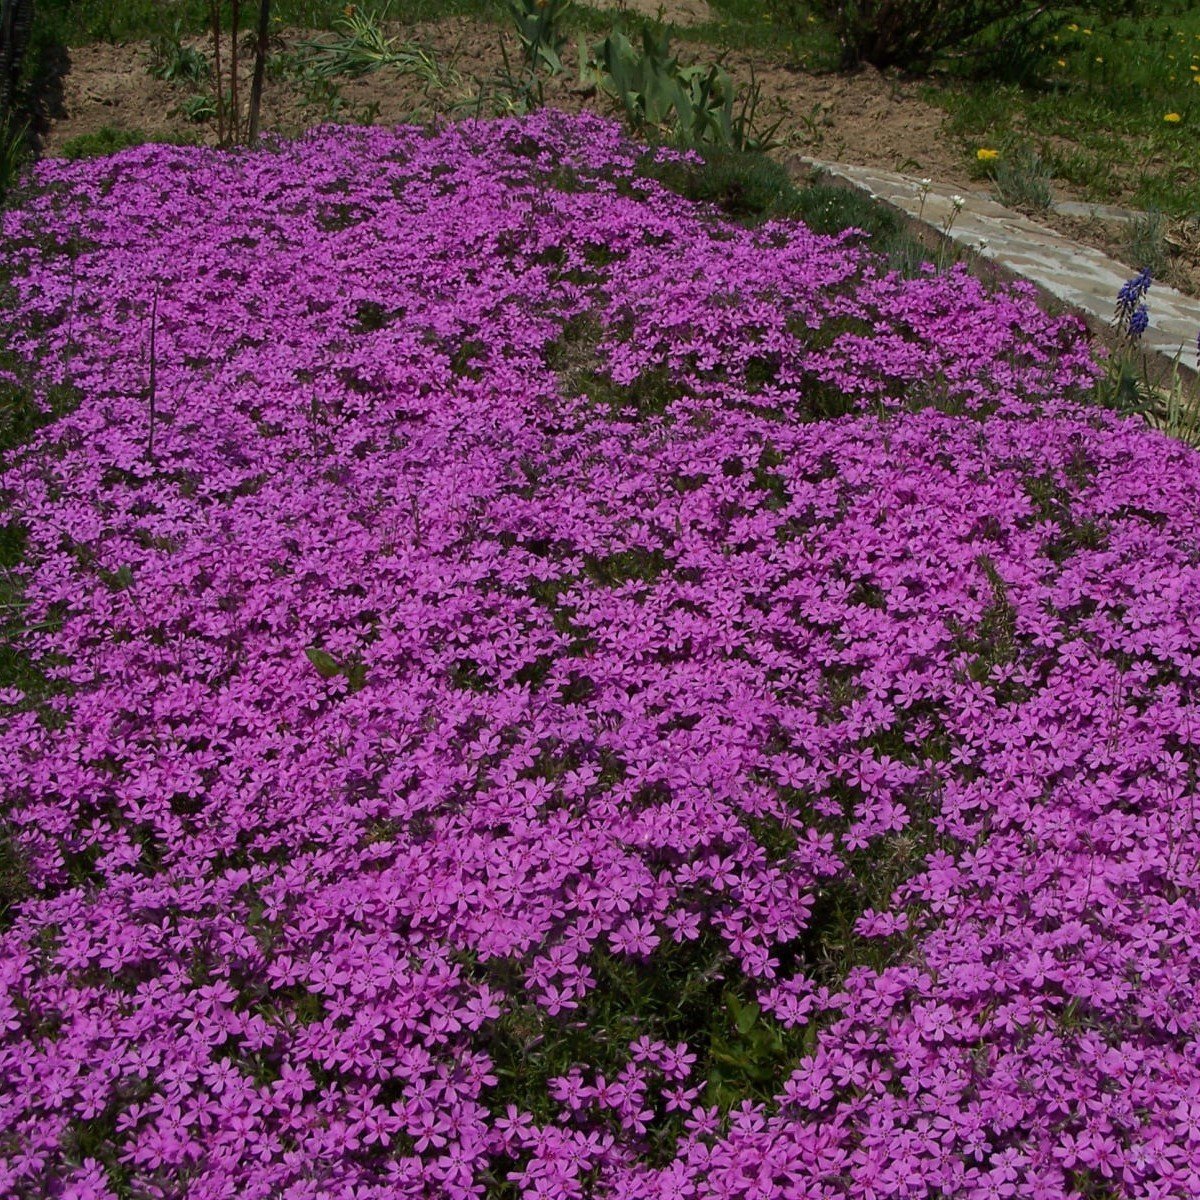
[792,156,1200,374]
[1053,199,1146,224]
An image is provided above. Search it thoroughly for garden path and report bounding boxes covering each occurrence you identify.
[791,155,1200,377]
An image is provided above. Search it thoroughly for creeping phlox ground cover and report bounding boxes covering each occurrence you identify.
[2,111,1200,1200]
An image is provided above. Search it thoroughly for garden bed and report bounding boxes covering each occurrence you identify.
[2,110,1200,1198]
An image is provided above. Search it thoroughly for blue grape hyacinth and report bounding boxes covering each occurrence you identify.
[1115,269,1152,341]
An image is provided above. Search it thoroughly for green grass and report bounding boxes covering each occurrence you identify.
[57,126,148,160]
[680,0,837,64]
[928,4,1200,216]
[636,146,931,272]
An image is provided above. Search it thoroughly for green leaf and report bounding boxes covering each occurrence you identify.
[731,996,760,1035]
[305,646,343,679]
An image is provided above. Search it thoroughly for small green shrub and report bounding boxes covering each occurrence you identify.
[584,28,782,153]
[507,0,573,76]
[177,93,218,122]
[1124,209,1169,279]
[635,149,925,269]
[990,143,1052,212]
[301,5,440,80]
[149,20,210,84]
[0,119,29,198]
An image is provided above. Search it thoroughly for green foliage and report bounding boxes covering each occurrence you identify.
[584,27,782,152]
[178,92,220,122]
[0,119,29,199]
[1124,209,1170,278]
[1105,342,1200,450]
[35,0,352,45]
[305,644,368,692]
[149,19,210,84]
[507,0,573,76]
[1157,370,1200,448]
[789,0,1134,73]
[57,126,148,159]
[300,5,441,80]
[634,149,930,275]
[959,554,1018,680]
[989,142,1052,212]
[961,5,1065,84]
[706,993,807,1107]
[0,812,31,929]
[479,935,815,1131]
[931,5,1200,218]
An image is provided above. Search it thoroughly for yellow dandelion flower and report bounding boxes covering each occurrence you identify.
[1067,22,1079,31]
[1164,112,1183,122]
[976,148,1000,162]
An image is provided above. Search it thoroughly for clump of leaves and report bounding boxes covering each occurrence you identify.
[301,5,441,82]
[305,644,368,693]
[990,143,1052,213]
[583,28,783,153]
[508,0,573,77]
[149,20,210,86]
[176,93,218,123]
[0,118,28,198]
[1124,210,1170,281]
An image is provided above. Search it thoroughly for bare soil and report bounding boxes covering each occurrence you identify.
[578,0,717,25]
[38,15,1200,297]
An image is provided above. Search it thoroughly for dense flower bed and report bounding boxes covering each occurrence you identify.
[2,111,1200,1199]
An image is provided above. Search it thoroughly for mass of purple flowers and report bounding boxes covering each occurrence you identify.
[4,110,1200,1199]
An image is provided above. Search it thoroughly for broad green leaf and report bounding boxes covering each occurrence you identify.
[305,646,343,679]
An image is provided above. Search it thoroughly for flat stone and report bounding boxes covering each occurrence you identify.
[796,156,1200,373]
[1052,200,1147,224]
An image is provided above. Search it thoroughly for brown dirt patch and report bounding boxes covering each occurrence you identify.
[578,0,716,26]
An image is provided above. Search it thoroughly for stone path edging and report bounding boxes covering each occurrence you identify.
[790,155,1200,380]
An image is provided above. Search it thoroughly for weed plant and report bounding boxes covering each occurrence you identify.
[148,20,210,85]
[1124,208,1171,278]
[989,142,1053,211]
